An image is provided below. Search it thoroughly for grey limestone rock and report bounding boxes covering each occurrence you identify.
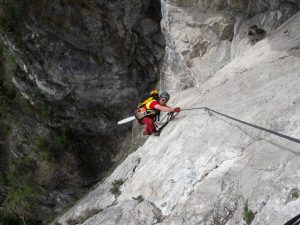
[0,0,165,222]
[56,12,300,225]
[160,0,299,91]
[1,0,165,134]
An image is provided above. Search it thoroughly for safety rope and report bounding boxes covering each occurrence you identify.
[155,112,177,131]
[181,107,206,111]
[284,214,300,225]
[157,113,171,124]
[182,107,300,144]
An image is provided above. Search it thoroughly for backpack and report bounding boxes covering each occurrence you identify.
[138,89,159,108]
[135,89,160,121]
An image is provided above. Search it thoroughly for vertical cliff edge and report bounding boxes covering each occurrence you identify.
[160,0,299,90]
[0,0,164,223]
[55,1,300,225]
[55,10,300,225]
[0,0,300,224]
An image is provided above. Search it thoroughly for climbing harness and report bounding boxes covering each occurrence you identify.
[135,89,160,121]
[155,112,177,131]
[182,107,300,144]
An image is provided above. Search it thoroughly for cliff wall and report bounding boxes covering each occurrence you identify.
[55,5,300,225]
[160,0,299,90]
[0,0,164,223]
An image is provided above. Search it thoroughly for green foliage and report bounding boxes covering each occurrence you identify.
[5,157,34,184]
[4,157,36,195]
[35,128,72,162]
[39,103,51,123]
[0,44,17,103]
[0,42,18,133]
[0,209,20,225]
[6,186,33,207]
[110,179,124,196]
[35,137,54,161]
[66,208,103,225]
[2,46,17,76]
[53,131,68,152]
[20,98,34,113]
[0,173,9,186]
[0,208,39,225]
[292,191,299,199]
[133,195,144,203]
[2,157,41,224]
[0,27,69,225]
[86,208,103,217]
[0,1,25,34]
[0,41,41,128]
[1,83,16,100]
[66,218,78,225]
[243,200,255,225]
[6,185,34,219]
[0,3,17,32]
[291,188,299,199]
[80,1,93,10]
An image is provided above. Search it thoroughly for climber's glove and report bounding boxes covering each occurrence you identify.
[173,107,181,113]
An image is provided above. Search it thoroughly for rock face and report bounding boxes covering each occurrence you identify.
[2,0,165,133]
[55,11,300,225]
[160,0,299,91]
[0,0,165,223]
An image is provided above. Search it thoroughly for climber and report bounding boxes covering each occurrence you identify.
[135,91,180,136]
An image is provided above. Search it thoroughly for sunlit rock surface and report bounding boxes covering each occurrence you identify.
[55,11,300,225]
[160,0,299,91]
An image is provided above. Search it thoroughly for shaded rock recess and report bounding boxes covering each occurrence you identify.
[0,0,165,224]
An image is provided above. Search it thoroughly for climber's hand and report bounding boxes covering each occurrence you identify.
[173,107,181,113]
